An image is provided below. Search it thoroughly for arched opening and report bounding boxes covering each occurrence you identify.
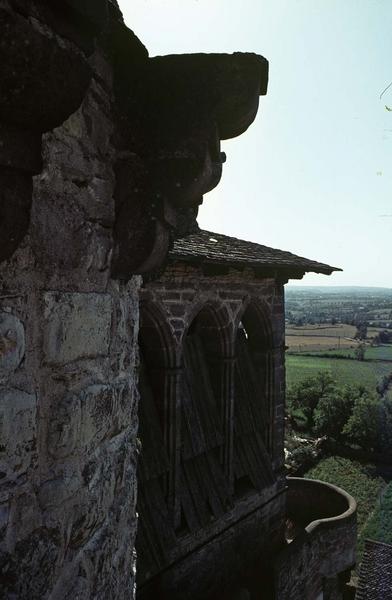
[234,301,275,498]
[177,304,232,535]
[185,304,228,429]
[136,305,177,589]
[139,306,175,447]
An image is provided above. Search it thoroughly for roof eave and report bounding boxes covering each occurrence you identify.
[168,254,342,278]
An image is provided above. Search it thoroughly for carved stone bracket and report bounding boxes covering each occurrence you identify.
[0,2,99,262]
[111,51,269,277]
[0,1,269,280]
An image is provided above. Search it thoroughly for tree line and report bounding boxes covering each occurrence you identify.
[287,371,392,455]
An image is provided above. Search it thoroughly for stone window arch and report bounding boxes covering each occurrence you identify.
[184,302,231,433]
[233,299,275,497]
[177,302,233,535]
[139,304,176,456]
[137,304,178,587]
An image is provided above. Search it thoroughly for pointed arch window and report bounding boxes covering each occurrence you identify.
[177,305,233,535]
[136,307,177,586]
[234,301,275,498]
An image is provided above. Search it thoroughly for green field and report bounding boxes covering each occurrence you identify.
[287,324,387,340]
[286,324,357,338]
[364,345,392,360]
[286,354,392,389]
[286,324,390,353]
[363,481,392,545]
[292,345,392,361]
[286,335,356,352]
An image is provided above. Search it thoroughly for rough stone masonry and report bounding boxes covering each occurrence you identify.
[0,2,268,598]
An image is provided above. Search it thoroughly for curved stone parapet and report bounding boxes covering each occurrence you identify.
[275,477,357,600]
[287,476,357,535]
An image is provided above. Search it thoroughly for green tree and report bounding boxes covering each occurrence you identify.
[355,323,368,340]
[343,391,380,450]
[376,373,392,397]
[379,330,392,343]
[354,343,366,361]
[313,385,356,440]
[378,397,392,455]
[371,334,380,347]
[287,372,336,430]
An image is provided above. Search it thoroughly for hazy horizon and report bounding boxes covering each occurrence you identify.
[286,284,392,290]
[121,0,392,287]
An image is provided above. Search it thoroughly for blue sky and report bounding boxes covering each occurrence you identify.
[121,0,392,286]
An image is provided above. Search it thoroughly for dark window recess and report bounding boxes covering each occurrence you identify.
[177,330,231,532]
[233,311,275,496]
[136,358,175,585]
[174,507,190,537]
[234,475,254,499]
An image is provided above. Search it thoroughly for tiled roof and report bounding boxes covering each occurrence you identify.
[356,539,392,600]
[169,229,340,276]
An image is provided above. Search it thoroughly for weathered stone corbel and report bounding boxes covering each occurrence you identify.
[0,1,268,280]
[111,51,269,278]
[0,1,111,263]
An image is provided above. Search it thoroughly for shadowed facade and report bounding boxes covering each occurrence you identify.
[137,230,354,599]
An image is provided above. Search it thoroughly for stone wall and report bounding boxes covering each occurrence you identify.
[138,261,287,598]
[145,491,286,600]
[0,48,141,600]
[141,261,286,473]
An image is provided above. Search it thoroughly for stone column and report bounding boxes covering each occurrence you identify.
[165,366,183,529]
[221,356,236,495]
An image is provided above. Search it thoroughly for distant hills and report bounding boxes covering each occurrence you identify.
[286,286,392,294]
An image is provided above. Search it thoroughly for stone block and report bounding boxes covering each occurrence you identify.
[0,311,25,380]
[39,470,82,510]
[47,382,135,459]
[7,492,41,546]
[43,292,112,364]
[47,391,81,460]
[0,527,61,599]
[84,176,115,226]
[0,388,36,486]
[167,304,186,317]
[0,501,10,531]
[79,383,128,452]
